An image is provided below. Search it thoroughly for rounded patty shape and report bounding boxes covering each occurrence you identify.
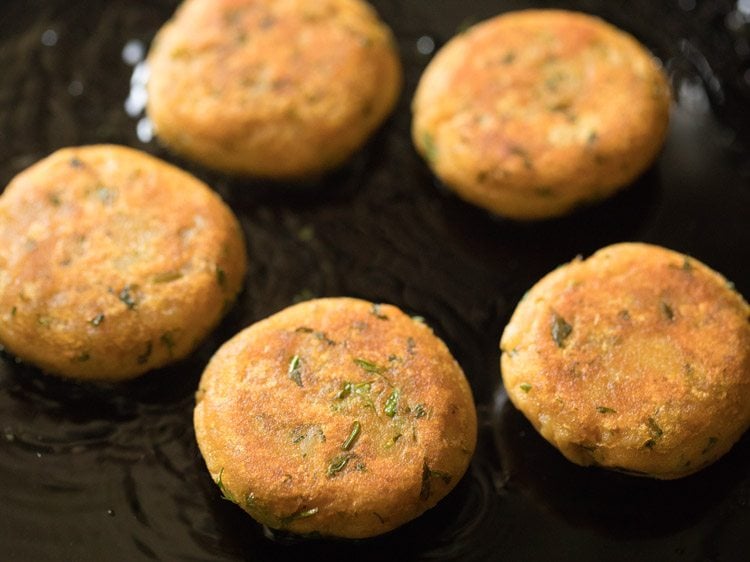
[500,243,750,479]
[146,0,402,179]
[0,145,247,381]
[412,9,671,220]
[194,297,477,538]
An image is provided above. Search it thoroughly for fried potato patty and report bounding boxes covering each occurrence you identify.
[501,243,750,479]
[0,145,247,381]
[412,10,671,220]
[146,0,402,179]
[194,297,477,538]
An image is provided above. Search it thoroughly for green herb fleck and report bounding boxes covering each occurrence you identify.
[341,421,361,451]
[643,439,657,450]
[354,358,384,374]
[136,341,153,365]
[152,271,183,284]
[647,417,663,439]
[215,468,236,503]
[420,459,452,501]
[69,157,84,168]
[90,313,104,327]
[72,351,91,363]
[288,355,303,387]
[596,406,616,414]
[534,187,555,198]
[160,331,177,355]
[335,381,374,410]
[385,434,402,448]
[509,145,534,170]
[407,337,416,354]
[95,186,115,205]
[371,303,388,320]
[37,315,52,327]
[420,461,432,500]
[421,131,437,162]
[336,383,353,400]
[702,436,718,455]
[118,285,139,310]
[519,383,532,393]
[216,266,227,288]
[551,312,573,348]
[327,453,353,477]
[502,51,516,64]
[660,301,674,321]
[48,193,61,206]
[384,388,400,417]
[279,506,319,526]
[295,326,336,346]
[11,306,17,317]
[413,404,428,418]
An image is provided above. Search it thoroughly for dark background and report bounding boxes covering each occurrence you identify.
[0,1,749,560]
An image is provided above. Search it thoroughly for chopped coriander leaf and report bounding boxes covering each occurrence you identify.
[288,355,303,387]
[72,351,91,363]
[95,186,115,205]
[421,131,437,162]
[327,453,352,477]
[660,301,674,321]
[702,436,718,455]
[354,358,384,374]
[90,313,104,327]
[215,468,236,502]
[336,382,353,400]
[419,459,454,501]
[519,383,532,393]
[385,434,402,448]
[420,460,432,500]
[136,341,153,365]
[152,271,183,283]
[160,331,177,354]
[413,404,428,418]
[371,303,389,320]
[341,421,361,451]
[551,312,573,348]
[596,406,616,414]
[280,506,319,526]
[118,285,139,310]
[384,388,400,417]
[647,417,663,438]
[216,266,227,288]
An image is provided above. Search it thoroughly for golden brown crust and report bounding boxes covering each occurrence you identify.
[0,145,247,380]
[194,297,477,538]
[146,0,402,179]
[500,243,750,479]
[412,9,671,220]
